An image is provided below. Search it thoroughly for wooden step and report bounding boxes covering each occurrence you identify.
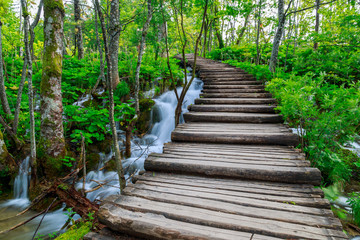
[100,195,345,239]
[171,123,299,146]
[203,85,264,89]
[188,104,276,113]
[99,201,284,240]
[202,88,266,93]
[183,112,282,123]
[195,98,276,104]
[200,92,273,98]
[204,81,262,85]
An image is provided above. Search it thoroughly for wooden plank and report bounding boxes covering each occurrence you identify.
[204,81,262,85]
[183,112,282,123]
[129,180,331,214]
[135,174,320,198]
[202,88,266,93]
[122,186,342,229]
[171,131,300,147]
[109,196,347,239]
[144,157,321,185]
[188,104,276,113]
[147,154,310,167]
[195,98,276,104]
[200,92,272,98]
[163,147,305,159]
[99,202,257,240]
[136,173,324,196]
[203,85,264,89]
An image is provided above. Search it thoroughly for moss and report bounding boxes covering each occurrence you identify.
[44,0,65,12]
[55,222,92,240]
[135,98,155,135]
[58,183,69,191]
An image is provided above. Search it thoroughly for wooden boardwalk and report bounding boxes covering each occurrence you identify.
[97,56,347,239]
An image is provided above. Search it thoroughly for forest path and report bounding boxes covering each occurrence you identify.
[95,55,347,240]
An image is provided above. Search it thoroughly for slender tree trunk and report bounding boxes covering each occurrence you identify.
[256,0,262,65]
[91,0,105,93]
[30,0,43,61]
[95,0,126,191]
[21,0,37,188]
[40,0,66,175]
[125,0,153,158]
[134,0,153,116]
[74,0,84,59]
[236,13,250,45]
[174,0,208,126]
[0,20,11,117]
[269,0,286,72]
[108,0,120,88]
[12,59,27,134]
[314,0,320,50]
[214,5,224,49]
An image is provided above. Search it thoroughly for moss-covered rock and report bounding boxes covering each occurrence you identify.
[0,130,16,195]
[135,98,155,135]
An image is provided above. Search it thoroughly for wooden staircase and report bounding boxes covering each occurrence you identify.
[95,55,347,240]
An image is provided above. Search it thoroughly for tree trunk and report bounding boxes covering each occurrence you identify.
[126,0,153,158]
[108,0,120,88]
[236,13,250,45]
[256,0,262,65]
[269,0,286,72]
[0,20,11,117]
[30,0,43,61]
[214,5,224,49]
[95,0,126,191]
[91,0,105,93]
[40,0,66,174]
[314,0,320,50]
[74,0,84,59]
[21,0,37,189]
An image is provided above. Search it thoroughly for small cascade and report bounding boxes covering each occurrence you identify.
[2,156,31,208]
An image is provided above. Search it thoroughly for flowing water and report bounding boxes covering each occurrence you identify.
[0,72,203,239]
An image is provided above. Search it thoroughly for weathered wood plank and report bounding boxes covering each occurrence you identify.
[195,98,276,104]
[136,173,324,196]
[109,196,347,239]
[144,157,321,185]
[122,186,342,229]
[202,88,266,93]
[129,179,331,214]
[147,154,310,167]
[171,131,300,146]
[99,202,258,240]
[183,112,282,123]
[200,92,273,98]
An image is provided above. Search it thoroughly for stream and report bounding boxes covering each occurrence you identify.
[0,72,203,240]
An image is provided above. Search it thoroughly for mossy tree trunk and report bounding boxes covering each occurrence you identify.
[39,0,66,176]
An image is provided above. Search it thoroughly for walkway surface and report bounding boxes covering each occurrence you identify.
[96,55,347,239]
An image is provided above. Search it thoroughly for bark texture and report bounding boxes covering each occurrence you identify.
[269,0,286,72]
[0,20,11,116]
[108,0,120,88]
[314,0,320,50]
[95,0,126,191]
[40,0,66,164]
[74,0,84,59]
